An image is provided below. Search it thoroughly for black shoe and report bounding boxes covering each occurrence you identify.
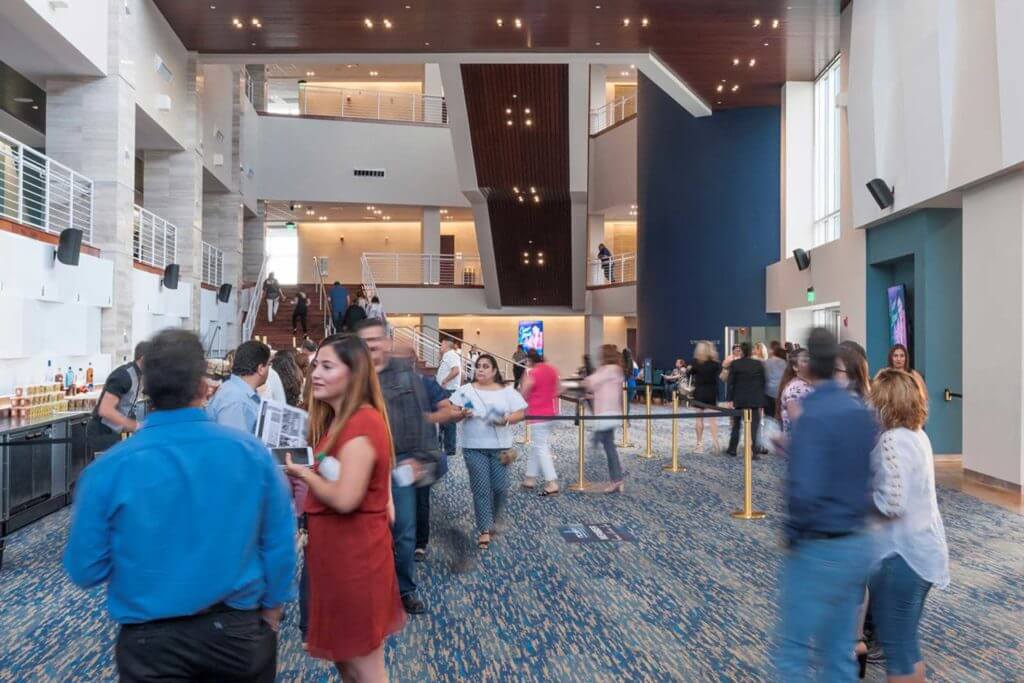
[401,594,426,615]
[414,548,426,562]
[725,450,737,457]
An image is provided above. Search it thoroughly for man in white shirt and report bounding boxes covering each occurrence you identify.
[435,339,462,455]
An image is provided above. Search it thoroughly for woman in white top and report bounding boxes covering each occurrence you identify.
[868,369,949,683]
[449,353,527,550]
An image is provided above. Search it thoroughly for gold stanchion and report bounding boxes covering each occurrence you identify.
[618,385,635,448]
[568,402,592,492]
[516,421,531,445]
[637,384,656,459]
[662,391,686,473]
[731,408,766,520]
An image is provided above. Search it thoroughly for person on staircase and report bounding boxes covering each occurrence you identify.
[340,298,368,332]
[264,272,282,323]
[292,291,309,337]
[329,281,349,334]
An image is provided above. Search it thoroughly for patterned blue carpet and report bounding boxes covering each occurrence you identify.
[1,410,1022,681]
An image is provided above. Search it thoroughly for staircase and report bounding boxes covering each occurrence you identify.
[249,283,339,351]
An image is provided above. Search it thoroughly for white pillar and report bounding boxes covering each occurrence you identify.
[423,64,444,124]
[781,82,814,259]
[590,65,608,110]
[962,170,1024,489]
[585,314,604,360]
[243,201,266,283]
[422,207,441,283]
[45,0,136,363]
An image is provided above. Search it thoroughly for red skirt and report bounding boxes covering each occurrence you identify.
[305,510,406,661]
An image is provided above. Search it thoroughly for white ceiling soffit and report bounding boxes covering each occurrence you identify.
[200,51,711,118]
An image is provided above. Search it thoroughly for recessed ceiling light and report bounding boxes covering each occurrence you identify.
[295,203,302,208]
[424,41,430,46]
[753,18,761,27]
[32,104,39,110]
[512,93,518,99]
[496,17,503,27]
[732,57,740,66]
[523,251,529,257]
[369,71,379,76]
[533,195,540,203]
[641,17,649,27]
[620,71,629,76]
[513,186,520,193]
[209,4,216,8]
[630,63,636,69]
[716,84,724,93]
[525,118,533,126]
[383,18,393,29]
[622,18,630,27]
[505,107,512,114]
[364,17,374,28]
[347,64,355,68]
[405,4,412,9]
[506,119,513,126]
[524,107,531,114]
[764,41,769,47]
[251,17,261,27]
[772,18,780,29]
[595,41,601,46]
[514,18,522,29]
[518,195,525,203]
[13,97,33,103]
[749,58,756,67]
[251,42,256,47]
[731,84,740,92]
[530,186,536,193]
[306,71,315,76]
[594,4,601,8]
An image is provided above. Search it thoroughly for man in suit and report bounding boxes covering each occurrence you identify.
[726,342,766,457]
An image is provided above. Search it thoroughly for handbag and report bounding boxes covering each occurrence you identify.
[468,384,519,466]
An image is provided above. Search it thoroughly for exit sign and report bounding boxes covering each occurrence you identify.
[806,287,816,303]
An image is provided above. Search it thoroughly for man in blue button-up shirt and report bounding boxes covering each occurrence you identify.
[206,340,271,433]
[64,329,296,682]
[776,328,878,682]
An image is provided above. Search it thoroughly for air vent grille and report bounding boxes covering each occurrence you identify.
[353,168,386,178]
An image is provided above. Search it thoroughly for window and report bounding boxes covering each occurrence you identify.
[813,306,841,340]
[266,226,298,284]
[813,57,841,247]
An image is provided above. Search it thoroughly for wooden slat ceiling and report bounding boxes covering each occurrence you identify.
[462,64,572,307]
[153,0,841,109]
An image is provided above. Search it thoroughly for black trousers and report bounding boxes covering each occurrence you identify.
[116,608,277,683]
[291,310,307,334]
[728,409,762,455]
[415,485,431,550]
[764,395,777,421]
[86,420,121,459]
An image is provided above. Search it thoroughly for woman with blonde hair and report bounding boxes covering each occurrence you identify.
[284,334,405,681]
[867,369,948,683]
[753,342,769,361]
[690,341,722,453]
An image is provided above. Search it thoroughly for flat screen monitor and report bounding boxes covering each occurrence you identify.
[887,284,909,348]
[517,320,544,356]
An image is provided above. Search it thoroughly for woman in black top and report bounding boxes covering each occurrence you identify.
[690,341,723,453]
[291,291,309,336]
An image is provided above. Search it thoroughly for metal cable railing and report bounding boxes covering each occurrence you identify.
[587,252,637,285]
[590,94,637,135]
[293,84,448,125]
[362,252,482,286]
[0,130,94,243]
[132,205,177,269]
[313,256,335,338]
[242,256,268,342]
[202,241,224,287]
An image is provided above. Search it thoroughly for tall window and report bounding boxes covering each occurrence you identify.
[266,226,298,284]
[813,57,841,247]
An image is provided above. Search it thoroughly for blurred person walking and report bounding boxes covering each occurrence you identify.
[291,291,310,336]
[835,346,871,399]
[449,354,527,551]
[867,369,948,683]
[583,344,626,493]
[436,338,463,457]
[284,335,405,681]
[329,281,349,333]
[65,329,296,682]
[778,348,814,432]
[725,343,766,457]
[519,349,561,496]
[512,344,528,388]
[271,349,304,407]
[776,328,879,681]
[264,272,282,323]
[690,341,722,453]
[764,346,788,420]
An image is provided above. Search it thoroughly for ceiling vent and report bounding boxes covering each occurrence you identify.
[353,168,386,178]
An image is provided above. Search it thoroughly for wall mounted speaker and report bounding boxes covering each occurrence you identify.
[162,263,179,290]
[793,248,811,271]
[217,283,232,303]
[55,228,83,266]
[866,178,895,209]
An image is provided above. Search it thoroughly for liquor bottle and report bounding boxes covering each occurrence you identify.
[64,367,74,391]
[86,363,94,389]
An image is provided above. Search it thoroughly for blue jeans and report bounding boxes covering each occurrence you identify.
[440,390,457,455]
[868,554,933,676]
[463,449,509,534]
[777,533,872,682]
[392,481,417,597]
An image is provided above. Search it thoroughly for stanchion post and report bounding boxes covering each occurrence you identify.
[568,402,590,492]
[517,420,531,445]
[663,391,686,473]
[638,384,655,459]
[731,408,766,520]
[618,384,635,448]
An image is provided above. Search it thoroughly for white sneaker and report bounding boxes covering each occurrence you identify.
[694,441,705,454]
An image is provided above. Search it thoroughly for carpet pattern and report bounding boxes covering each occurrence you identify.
[1,409,1022,681]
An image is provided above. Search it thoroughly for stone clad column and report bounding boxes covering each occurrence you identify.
[422,207,441,283]
[45,0,136,363]
[243,200,267,284]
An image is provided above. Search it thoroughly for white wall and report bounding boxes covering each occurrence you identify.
[257,115,467,207]
[127,0,191,149]
[130,267,192,354]
[962,170,1024,486]
[199,64,236,192]
[0,0,107,81]
[847,0,1024,228]
[586,285,637,316]
[200,288,239,357]
[382,288,491,316]
[588,117,637,213]
[0,230,113,393]
[781,82,814,256]
[438,315,585,377]
[240,94,259,212]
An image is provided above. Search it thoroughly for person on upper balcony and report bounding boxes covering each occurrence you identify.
[597,243,613,283]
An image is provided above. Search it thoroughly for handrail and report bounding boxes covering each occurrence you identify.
[313,256,335,337]
[362,252,483,286]
[283,84,448,125]
[416,323,528,379]
[0,129,94,243]
[133,205,177,269]
[587,251,637,285]
[590,94,637,135]
[360,253,379,303]
[201,241,224,287]
[242,256,268,341]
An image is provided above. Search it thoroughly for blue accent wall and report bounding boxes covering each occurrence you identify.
[636,74,780,368]
[866,209,962,454]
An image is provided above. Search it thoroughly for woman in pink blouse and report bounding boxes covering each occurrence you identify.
[583,344,626,493]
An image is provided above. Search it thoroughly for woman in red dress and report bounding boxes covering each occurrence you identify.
[285,334,405,681]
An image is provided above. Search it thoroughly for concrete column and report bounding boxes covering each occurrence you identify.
[243,200,267,283]
[246,65,267,111]
[962,170,1024,489]
[584,314,604,360]
[45,0,136,363]
[421,314,440,342]
[422,207,441,253]
[203,194,244,289]
[590,65,608,130]
[423,64,444,124]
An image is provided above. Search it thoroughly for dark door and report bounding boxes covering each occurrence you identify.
[439,328,464,346]
[439,235,455,285]
[627,328,637,355]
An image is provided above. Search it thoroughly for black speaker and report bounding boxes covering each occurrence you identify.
[162,263,179,290]
[866,178,895,209]
[55,228,83,266]
[793,248,811,271]
[217,283,232,303]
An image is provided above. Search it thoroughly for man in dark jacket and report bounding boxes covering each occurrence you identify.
[725,342,766,457]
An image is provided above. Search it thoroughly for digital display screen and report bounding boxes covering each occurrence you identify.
[517,320,544,355]
[887,284,908,348]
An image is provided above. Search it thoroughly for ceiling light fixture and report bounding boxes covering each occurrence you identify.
[514,17,522,29]
[32,104,39,110]
[505,107,512,114]
[383,18,393,29]
[232,17,242,27]
[251,17,262,28]
[209,4,216,9]
[524,107,531,114]
[512,93,518,99]
[306,209,315,215]
[595,41,601,46]
[513,186,520,193]
[306,71,315,76]
[525,118,533,126]
[716,84,724,93]
[369,70,379,76]
[364,17,374,28]
[530,186,536,194]
[753,18,761,27]
[621,71,629,76]
[731,84,740,92]
[405,4,411,8]
[13,97,33,103]
[506,119,513,126]
[594,4,601,8]
[424,41,430,46]
[764,41,769,46]
[496,17,503,27]
[749,58,756,67]
[641,17,649,27]
[630,63,636,69]
[622,18,630,27]
[518,195,525,203]
[772,18,780,29]
[533,195,540,203]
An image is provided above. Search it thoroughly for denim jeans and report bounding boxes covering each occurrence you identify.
[415,485,431,550]
[593,429,622,481]
[439,390,457,455]
[463,449,509,534]
[392,481,417,597]
[777,533,873,682]
[868,553,933,676]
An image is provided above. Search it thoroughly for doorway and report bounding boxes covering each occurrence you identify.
[439,235,455,286]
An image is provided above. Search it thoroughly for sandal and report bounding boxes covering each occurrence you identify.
[477,532,491,550]
[539,487,561,497]
[520,478,537,490]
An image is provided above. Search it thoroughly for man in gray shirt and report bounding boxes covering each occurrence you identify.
[207,341,270,433]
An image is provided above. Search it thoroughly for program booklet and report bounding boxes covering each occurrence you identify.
[256,399,309,448]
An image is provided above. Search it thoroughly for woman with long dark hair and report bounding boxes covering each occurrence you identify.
[886,343,925,396]
[449,353,527,550]
[271,349,304,407]
[777,348,813,432]
[835,346,870,399]
[284,335,404,681]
